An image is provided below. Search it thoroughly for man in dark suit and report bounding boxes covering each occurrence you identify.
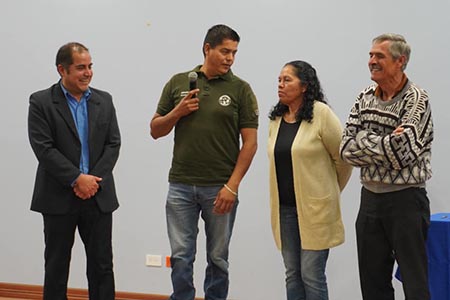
[28,42,121,300]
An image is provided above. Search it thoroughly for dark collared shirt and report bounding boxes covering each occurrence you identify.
[156,65,259,185]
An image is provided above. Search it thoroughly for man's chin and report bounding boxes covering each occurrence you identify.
[221,66,231,74]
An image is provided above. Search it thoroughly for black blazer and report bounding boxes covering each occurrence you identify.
[28,83,121,214]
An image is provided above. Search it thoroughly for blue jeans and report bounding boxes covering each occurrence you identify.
[280,205,329,300]
[166,183,238,300]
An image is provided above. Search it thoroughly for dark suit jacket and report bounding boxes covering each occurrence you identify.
[28,83,121,214]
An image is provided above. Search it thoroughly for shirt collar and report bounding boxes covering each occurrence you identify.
[192,65,234,81]
[59,81,92,102]
[374,74,408,99]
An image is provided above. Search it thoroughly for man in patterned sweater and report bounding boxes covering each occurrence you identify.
[340,33,433,300]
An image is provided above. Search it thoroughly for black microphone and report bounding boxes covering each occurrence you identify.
[188,72,198,97]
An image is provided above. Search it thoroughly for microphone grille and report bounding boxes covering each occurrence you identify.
[188,71,198,82]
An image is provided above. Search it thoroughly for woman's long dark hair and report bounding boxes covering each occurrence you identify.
[269,60,327,122]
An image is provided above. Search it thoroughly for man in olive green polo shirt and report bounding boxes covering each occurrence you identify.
[150,24,258,300]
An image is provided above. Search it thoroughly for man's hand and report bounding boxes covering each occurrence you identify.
[150,89,200,139]
[213,186,237,215]
[174,89,200,117]
[73,174,102,200]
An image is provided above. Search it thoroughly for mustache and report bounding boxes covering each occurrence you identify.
[369,64,381,71]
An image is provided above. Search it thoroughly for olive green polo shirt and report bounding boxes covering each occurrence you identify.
[157,65,259,185]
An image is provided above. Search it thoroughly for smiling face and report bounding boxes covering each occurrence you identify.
[278,65,306,108]
[368,40,405,85]
[202,38,238,78]
[58,50,93,100]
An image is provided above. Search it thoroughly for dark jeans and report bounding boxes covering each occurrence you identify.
[356,187,430,300]
[43,199,115,300]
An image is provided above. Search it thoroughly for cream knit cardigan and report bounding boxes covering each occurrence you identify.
[267,101,352,250]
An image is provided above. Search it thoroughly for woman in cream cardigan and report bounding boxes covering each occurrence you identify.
[267,60,352,300]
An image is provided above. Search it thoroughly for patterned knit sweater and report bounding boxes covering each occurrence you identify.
[340,80,433,192]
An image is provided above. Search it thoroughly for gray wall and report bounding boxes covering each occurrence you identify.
[1,0,449,299]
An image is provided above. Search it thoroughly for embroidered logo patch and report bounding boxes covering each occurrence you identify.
[218,95,231,106]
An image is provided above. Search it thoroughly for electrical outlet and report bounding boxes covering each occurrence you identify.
[146,254,162,267]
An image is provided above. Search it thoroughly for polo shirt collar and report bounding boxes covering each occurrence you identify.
[192,65,234,81]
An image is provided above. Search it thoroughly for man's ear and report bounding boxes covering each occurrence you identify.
[56,64,65,77]
[398,55,407,69]
[203,43,211,55]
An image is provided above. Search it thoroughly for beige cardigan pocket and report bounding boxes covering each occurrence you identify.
[301,194,338,225]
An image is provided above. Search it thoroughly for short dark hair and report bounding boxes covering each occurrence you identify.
[202,24,240,56]
[55,42,89,70]
[269,60,327,122]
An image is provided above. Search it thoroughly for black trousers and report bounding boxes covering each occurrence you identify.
[42,199,115,300]
[356,187,430,300]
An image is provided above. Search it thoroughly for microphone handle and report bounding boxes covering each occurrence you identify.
[189,81,197,97]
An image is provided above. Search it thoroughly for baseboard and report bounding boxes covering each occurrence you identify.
[0,282,176,300]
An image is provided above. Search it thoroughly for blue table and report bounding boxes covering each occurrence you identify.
[396,213,450,300]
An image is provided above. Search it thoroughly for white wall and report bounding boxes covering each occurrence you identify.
[1,0,449,299]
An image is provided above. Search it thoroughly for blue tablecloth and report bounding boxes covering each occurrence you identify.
[395,213,450,300]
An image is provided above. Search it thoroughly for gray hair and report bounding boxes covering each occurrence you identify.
[372,33,411,70]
